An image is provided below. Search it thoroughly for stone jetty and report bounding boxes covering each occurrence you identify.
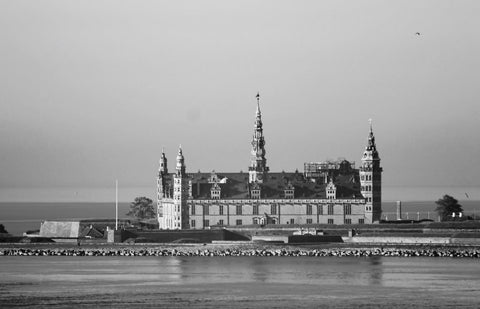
[1,246,479,258]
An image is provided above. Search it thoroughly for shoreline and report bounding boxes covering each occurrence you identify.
[1,242,479,258]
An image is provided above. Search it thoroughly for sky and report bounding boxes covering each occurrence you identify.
[1,0,480,202]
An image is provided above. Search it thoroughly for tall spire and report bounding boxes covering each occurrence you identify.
[249,92,269,183]
[256,92,261,116]
[365,119,378,155]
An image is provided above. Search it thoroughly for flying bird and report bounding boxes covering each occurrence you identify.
[465,192,469,198]
[415,32,421,36]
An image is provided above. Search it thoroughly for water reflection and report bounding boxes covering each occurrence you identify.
[368,256,383,286]
[149,256,387,287]
[2,256,480,307]
[248,257,270,282]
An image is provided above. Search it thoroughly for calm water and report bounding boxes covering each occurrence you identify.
[1,200,480,235]
[0,256,479,308]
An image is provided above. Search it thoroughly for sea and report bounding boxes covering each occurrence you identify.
[1,186,480,308]
[1,256,479,308]
[1,186,479,235]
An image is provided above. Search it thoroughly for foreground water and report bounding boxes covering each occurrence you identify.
[1,256,479,308]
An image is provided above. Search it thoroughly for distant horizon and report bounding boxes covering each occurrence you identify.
[1,185,479,203]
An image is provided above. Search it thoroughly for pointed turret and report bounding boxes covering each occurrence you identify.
[157,149,169,199]
[249,92,269,183]
[176,145,186,176]
[159,149,168,175]
[364,119,379,159]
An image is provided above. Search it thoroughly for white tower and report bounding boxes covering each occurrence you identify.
[172,146,189,229]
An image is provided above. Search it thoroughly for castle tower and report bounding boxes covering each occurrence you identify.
[157,149,168,225]
[157,149,168,199]
[249,92,269,183]
[172,146,189,229]
[359,120,383,223]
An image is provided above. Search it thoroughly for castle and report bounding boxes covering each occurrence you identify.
[157,94,382,229]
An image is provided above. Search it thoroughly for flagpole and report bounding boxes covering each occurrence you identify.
[115,179,118,230]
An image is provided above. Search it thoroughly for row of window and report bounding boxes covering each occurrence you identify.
[190,204,353,215]
[361,174,373,181]
[361,185,372,192]
[211,190,221,199]
[191,219,240,227]
[190,218,365,227]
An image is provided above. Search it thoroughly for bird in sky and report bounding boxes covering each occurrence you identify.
[415,32,421,36]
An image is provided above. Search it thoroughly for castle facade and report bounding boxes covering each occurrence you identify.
[157,95,382,229]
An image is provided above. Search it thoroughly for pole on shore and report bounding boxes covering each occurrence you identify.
[115,179,118,230]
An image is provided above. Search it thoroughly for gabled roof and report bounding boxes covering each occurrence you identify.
[79,225,104,238]
[185,170,362,200]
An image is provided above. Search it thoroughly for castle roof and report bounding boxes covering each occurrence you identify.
[161,170,362,200]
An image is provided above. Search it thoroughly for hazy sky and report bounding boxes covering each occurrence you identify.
[1,0,480,200]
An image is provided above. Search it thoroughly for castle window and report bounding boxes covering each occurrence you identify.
[344,204,351,215]
[306,205,313,215]
[271,204,277,215]
[191,220,196,228]
[251,189,261,199]
[306,219,313,224]
[219,205,224,215]
[203,219,209,227]
[253,218,258,224]
[317,205,323,215]
[191,205,196,215]
[290,219,295,224]
[359,218,365,224]
[236,205,242,215]
[218,219,224,226]
[328,219,334,224]
[211,191,220,199]
[253,205,259,215]
[284,190,294,199]
[328,204,334,215]
[236,219,242,226]
[210,183,221,199]
[345,218,352,224]
[203,205,209,216]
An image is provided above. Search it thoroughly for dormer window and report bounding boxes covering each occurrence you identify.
[210,183,221,199]
[250,183,261,199]
[284,189,294,199]
[284,182,295,199]
[326,178,336,200]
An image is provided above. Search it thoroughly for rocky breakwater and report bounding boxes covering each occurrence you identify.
[1,247,480,258]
